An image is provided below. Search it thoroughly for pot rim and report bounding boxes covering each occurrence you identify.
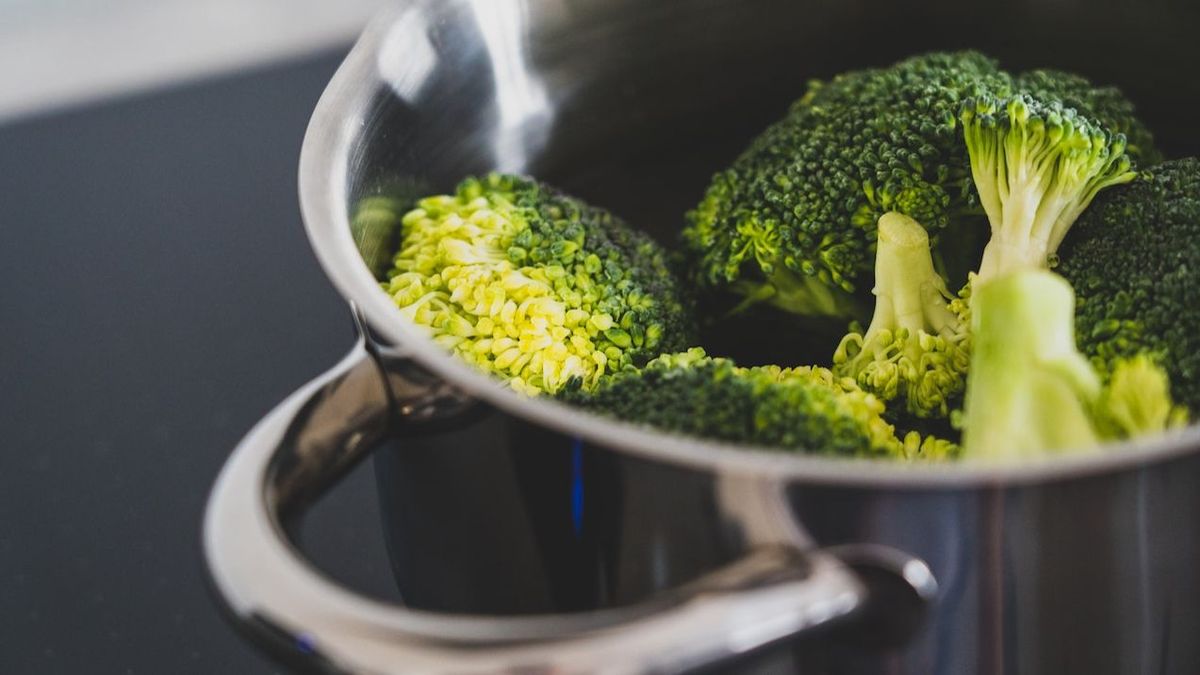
[298,7,1200,489]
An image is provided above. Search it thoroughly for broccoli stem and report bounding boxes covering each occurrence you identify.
[865,212,962,344]
[962,270,1102,459]
[833,212,969,418]
[963,95,1137,282]
[976,189,1054,278]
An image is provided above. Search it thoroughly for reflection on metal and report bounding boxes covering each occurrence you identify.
[377,7,437,103]
[468,0,551,172]
[203,329,871,673]
[716,473,813,548]
[229,0,1200,672]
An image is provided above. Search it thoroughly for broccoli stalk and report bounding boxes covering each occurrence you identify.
[833,212,969,418]
[961,269,1184,460]
[962,270,1103,459]
[960,95,1136,282]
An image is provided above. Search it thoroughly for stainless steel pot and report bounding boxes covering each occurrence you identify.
[203,1,1200,673]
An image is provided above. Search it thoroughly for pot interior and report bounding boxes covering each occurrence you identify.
[346,0,1200,368]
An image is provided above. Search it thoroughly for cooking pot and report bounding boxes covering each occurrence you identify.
[203,0,1200,673]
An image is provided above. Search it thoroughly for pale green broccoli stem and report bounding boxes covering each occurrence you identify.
[861,212,961,346]
[962,270,1102,460]
[963,96,1136,282]
[833,212,967,416]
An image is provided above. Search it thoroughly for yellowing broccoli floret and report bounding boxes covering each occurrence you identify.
[385,174,694,395]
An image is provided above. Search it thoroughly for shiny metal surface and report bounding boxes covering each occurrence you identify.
[370,418,1200,674]
[208,0,1200,672]
[298,0,1200,486]
[203,318,876,674]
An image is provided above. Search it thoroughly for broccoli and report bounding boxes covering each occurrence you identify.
[563,348,957,460]
[683,52,1004,320]
[1014,69,1160,165]
[1057,158,1200,411]
[961,270,1102,458]
[832,212,970,418]
[384,174,694,395]
[962,270,1183,460]
[682,51,1157,321]
[960,94,1137,282]
[351,195,407,278]
[1096,355,1189,439]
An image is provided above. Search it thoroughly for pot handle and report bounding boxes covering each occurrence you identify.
[203,314,872,674]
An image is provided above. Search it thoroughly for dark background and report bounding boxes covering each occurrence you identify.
[0,47,400,673]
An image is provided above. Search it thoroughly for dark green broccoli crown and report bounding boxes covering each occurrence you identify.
[562,349,947,458]
[500,175,697,354]
[683,51,1012,307]
[1057,158,1200,409]
[683,53,1159,320]
[385,174,694,395]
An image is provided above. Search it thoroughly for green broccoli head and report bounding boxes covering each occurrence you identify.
[384,174,694,395]
[962,270,1184,460]
[833,212,970,418]
[683,52,1157,323]
[563,348,957,459]
[1015,69,1160,166]
[960,94,1137,282]
[1057,158,1200,410]
[683,51,1010,319]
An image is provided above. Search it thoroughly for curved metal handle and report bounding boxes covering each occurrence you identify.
[203,331,869,674]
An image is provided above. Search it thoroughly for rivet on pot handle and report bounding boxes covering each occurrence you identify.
[203,309,889,674]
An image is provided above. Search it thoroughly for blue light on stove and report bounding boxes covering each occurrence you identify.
[571,438,584,537]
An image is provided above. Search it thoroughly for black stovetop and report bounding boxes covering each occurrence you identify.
[0,47,402,673]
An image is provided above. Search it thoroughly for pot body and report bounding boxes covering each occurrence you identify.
[303,0,1200,672]
[376,412,1200,674]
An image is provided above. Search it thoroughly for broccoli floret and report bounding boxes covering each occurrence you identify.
[1057,158,1200,410]
[960,94,1136,281]
[962,270,1183,460]
[563,348,957,459]
[351,196,406,278]
[683,52,1157,323]
[1096,355,1189,439]
[384,174,694,395]
[1015,69,1160,166]
[832,212,970,418]
[684,51,1010,319]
